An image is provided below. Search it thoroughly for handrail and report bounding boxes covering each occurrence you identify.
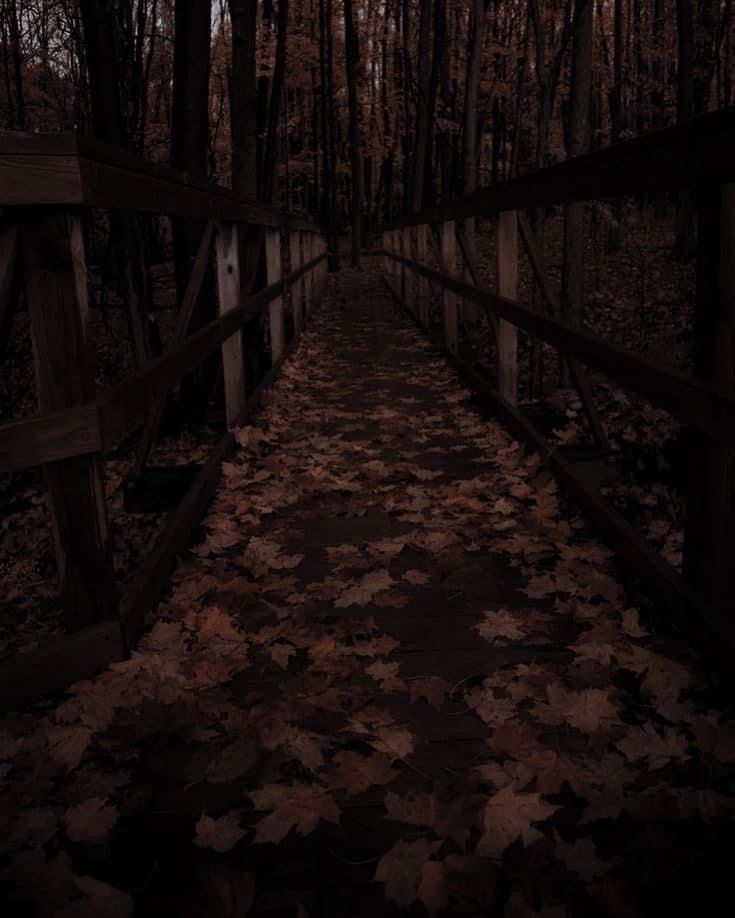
[379,248,735,445]
[0,131,321,231]
[0,251,326,473]
[386,106,735,228]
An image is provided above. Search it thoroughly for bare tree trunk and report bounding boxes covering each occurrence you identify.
[675,0,696,260]
[229,0,258,201]
[411,0,433,212]
[344,0,363,265]
[261,0,289,204]
[561,0,593,374]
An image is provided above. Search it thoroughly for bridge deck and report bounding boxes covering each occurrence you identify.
[2,266,733,916]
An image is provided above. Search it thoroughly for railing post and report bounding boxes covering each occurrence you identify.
[415,224,428,326]
[441,220,458,354]
[289,230,303,335]
[402,226,415,314]
[392,230,399,288]
[497,209,519,404]
[683,183,735,625]
[214,221,246,427]
[21,212,115,631]
[265,228,284,362]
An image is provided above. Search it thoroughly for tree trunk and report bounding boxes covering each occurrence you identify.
[343,0,363,264]
[411,0,434,212]
[561,0,593,372]
[261,0,289,204]
[675,0,696,260]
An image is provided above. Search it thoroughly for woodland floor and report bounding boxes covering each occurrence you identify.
[2,264,734,917]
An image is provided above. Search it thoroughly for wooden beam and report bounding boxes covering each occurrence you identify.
[265,229,284,362]
[290,230,304,335]
[497,211,518,404]
[441,221,458,354]
[134,220,215,474]
[215,221,247,428]
[21,213,116,631]
[380,247,735,445]
[97,252,326,449]
[0,405,101,473]
[387,106,735,229]
[0,223,18,343]
[0,621,125,710]
[517,212,608,450]
[382,272,735,649]
[120,431,234,650]
[415,225,429,327]
[402,227,415,314]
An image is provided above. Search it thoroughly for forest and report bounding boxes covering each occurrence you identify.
[1,1,734,916]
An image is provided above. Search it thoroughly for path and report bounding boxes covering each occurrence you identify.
[2,266,734,917]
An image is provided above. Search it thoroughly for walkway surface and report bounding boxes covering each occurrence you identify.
[2,266,734,916]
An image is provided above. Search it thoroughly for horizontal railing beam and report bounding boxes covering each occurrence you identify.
[383,106,735,228]
[0,252,326,473]
[0,132,320,231]
[377,248,735,445]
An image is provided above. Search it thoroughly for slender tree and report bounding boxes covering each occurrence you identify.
[343,0,363,264]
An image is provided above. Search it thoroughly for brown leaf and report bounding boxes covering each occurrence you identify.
[249,783,339,844]
[327,751,397,795]
[409,676,451,709]
[194,812,246,853]
[476,786,558,858]
[72,875,134,917]
[64,797,118,843]
[374,838,441,908]
[418,861,448,915]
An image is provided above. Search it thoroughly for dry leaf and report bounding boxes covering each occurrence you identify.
[194,812,247,853]
[249,783,339,844]
[477,786,558,858]
[374,838,441,908]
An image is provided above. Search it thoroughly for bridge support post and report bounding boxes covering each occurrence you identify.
[215,221,246,427]
[290,230,303,335]
[402,226,415,315]
[497,210,519,404]
[265,228,284,362]
[684,183,735,632]
[21,212,116,631]
[415,224,429,327]
[441,221,458,354]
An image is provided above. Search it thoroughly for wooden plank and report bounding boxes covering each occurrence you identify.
[0,155,83,207]
[120,431,235,650]
[683,183,735,623]
[415,224,429,327]
[97,252,326,449]
[0,621,125,710]
[265,229,284,362]
[497,210,518,404]
[389,106,735,228]
[21,213,116,631]
[290,231,304,335]
[402,227,415,314]
[215,221,247,428]
[382,273,735,649]
[0,223,18,339]
[134,220,215,474]
[0,405,101,473]
[441,221,458,354]
[380,247,735,445]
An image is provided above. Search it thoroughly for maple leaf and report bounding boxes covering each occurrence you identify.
[249,783,339,844]
[385,791,478,847]
[47,725,92,772]
[409,675,451,709]
[334,569,394,607]
[194,812,247,853]
[476,786,558,858]
[403,569,430,585]
[418,861,449,915]
[369,724,415,760]
[64,797,118,843]
[615,724,689,770]
[553,832,618,880]
[205,738,261,784]
[621,607,648,638]
[474,610,527,643]
[545,683,620,733]
[374,838,441,908]
[328,751,397,794]
[466,684,517,727]
[366,660,406,692]
[73,875,134,917]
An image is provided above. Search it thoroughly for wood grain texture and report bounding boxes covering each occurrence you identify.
[265,229,284,363]
[0,405,101,472]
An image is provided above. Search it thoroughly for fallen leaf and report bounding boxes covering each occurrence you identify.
[249,783,339,844]
[476,786,558,858]
[64,798,118,843]
[194,812,247,853]
[374,838,441,908]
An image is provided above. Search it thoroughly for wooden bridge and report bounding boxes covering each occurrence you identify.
[1,112,734,915]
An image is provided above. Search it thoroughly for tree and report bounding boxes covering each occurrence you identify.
[343,0,363,264]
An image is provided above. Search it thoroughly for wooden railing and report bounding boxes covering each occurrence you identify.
[0,134,328,705]
[376,106,735,648]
